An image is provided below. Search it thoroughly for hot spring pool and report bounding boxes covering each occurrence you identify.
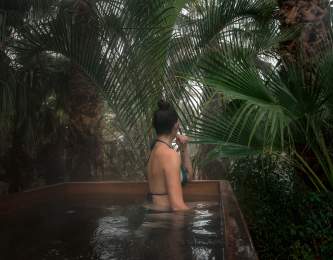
[0,200,224,260]
[0,181,257,259]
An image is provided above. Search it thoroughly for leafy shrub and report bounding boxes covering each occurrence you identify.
[228,156,333,259]
[290,192,333,259]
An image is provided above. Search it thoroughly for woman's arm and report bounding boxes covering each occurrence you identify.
[176,135,193,180]
[163,150,190,211]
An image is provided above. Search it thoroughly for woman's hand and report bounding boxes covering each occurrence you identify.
[176,134,193,181]
[176,134,189,147]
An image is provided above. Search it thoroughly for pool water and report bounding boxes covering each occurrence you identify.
[0,200,224,260]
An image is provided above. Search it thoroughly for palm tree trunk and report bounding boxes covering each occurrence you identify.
[66,65,103,180]
[63,0,104,180]
[278,0,331,65]
[5,126,33,192]
[196,94,230,180]
[196,144,230,180]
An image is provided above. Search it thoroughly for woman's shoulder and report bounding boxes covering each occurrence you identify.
[152,145,180,164]
[161,146,179,157]
[160,149,180,169]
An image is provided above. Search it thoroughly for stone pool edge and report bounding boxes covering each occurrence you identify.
[220,182,259,260]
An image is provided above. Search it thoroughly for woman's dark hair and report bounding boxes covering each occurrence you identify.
[153,100,178,135]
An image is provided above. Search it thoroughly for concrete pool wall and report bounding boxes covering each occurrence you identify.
[0,180,258,260]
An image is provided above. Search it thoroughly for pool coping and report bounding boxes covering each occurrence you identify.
[0,180,258,260]
[219,182,258,260]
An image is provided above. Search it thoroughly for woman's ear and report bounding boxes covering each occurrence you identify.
[171,122,179,135]
[174,121,180,131]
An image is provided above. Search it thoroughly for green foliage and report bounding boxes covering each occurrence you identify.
[190,22,333,190]
[1,0,283,184]
[290,192,333,259]
[229,157,333,259]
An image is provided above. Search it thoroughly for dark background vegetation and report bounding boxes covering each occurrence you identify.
[0,0,333,259]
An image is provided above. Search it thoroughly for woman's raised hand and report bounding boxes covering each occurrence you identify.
[176,134,189,146]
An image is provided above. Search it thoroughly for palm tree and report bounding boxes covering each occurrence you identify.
[276,0,333,190]
[1,0,286,185]
[1,0,107,182]
[59,1,105,180]
[189,23,333,190]
[0,0,72,190]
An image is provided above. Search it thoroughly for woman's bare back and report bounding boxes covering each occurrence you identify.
[147,143,189,211]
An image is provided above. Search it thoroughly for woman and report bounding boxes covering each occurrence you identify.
[147,100,193,211]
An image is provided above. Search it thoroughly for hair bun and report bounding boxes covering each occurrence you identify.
[157,99,170,110]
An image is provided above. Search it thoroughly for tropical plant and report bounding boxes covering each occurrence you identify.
[229,156,333,259]
[0,0,73,189]
[189,15,333,190]
[0,0,280,185]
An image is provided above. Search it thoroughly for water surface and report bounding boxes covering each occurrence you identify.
[0,200,224,260]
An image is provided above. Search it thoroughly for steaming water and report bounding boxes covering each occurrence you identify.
[0,200,224,260]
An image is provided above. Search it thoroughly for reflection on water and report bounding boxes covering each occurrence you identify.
[91,202,224,260]
[0,201,224,260]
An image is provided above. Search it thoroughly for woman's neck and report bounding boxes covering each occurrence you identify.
[156,135,174,147]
